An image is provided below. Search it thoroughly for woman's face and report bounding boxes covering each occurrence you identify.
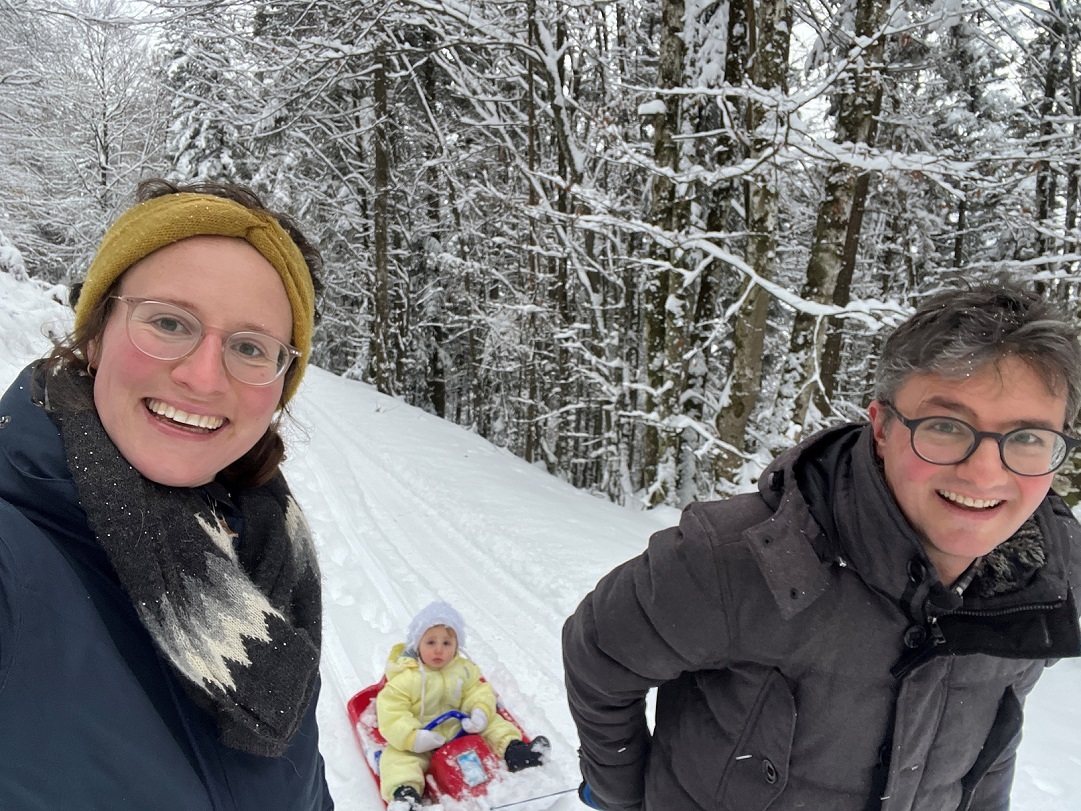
[89,236,293,488]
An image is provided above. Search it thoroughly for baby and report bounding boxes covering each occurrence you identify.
[376,602,549,808]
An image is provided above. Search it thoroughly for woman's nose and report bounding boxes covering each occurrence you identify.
[170,333,230,394]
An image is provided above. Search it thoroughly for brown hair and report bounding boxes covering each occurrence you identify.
[45,178,323,489]
[874,276,1081,425]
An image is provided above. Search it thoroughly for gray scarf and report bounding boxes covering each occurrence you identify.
[44,365,322,758]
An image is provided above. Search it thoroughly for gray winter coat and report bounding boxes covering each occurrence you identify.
[563,424,1081,811]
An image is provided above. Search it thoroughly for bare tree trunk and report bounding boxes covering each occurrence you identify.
[1036,5,1066,261]
[369,47,394,394]
[1066,9,1080,273]
[819,169,870,399]
[519,0,540,465]
[784,0,888,432]
[642,0,687,506]
[675,0,749,502]
[714,0,789,483]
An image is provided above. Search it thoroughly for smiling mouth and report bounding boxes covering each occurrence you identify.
[145,399,225,433]
[938,489,1003,510]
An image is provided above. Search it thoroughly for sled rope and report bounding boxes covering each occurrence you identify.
[489,787,577,809]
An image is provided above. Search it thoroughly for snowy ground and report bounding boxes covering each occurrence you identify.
[1,268,1078,810]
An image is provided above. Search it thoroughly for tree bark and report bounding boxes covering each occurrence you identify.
[369,46,394,395]
[642,0,688,505]
[784,0,888,432]
[713,0,789,483]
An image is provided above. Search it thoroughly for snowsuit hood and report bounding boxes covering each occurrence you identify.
[384,641,426,679]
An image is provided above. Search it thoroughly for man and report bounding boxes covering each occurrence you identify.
[563,280,1081,811]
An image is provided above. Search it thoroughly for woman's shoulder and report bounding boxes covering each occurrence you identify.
[0,368,90,550]
[1,363,44,430]
[0,363,70,483]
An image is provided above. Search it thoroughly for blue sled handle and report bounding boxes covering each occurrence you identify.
[423,709,471,740]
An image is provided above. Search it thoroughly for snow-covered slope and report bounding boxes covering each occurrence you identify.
[1,269,1077,810]
[285,365,675,809]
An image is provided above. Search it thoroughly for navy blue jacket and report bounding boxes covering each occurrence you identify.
[0,365,334,810]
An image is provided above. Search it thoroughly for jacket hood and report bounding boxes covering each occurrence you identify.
[0,363,92,549]
[384,642,418,679]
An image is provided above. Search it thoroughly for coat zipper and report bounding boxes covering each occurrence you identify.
[945,599,1064,619]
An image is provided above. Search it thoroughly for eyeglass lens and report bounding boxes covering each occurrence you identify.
[124,299,292,386]
[910,417,1067,476]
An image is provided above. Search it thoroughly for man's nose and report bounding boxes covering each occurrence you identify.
[956,436,1010,482]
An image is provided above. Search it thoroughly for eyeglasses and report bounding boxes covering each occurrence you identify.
[882,402,1080,477]
[110,296,300,386]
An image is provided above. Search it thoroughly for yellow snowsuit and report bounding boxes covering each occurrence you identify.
[375,643,522,801]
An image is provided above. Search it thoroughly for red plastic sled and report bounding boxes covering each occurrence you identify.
[347,676,534,806]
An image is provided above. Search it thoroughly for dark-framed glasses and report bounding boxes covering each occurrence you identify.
[111,296,300,387]
[883,402,1080,477]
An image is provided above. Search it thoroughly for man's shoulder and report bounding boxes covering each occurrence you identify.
[671,485,833,620]
[681,492,776,541]
[1046,491,1081,531]
[634,495,776,585]
[1043,492,1081,580]
[637,494,781,597]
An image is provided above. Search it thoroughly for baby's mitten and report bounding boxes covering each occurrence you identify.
[461,708,488,734]
[412,729,446,753]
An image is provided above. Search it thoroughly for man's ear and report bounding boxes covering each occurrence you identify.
[868,400,890,450]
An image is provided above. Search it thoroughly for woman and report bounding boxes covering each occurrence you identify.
[0,179,334,809]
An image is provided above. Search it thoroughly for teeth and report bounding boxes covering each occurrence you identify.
[146,399,224,430]
[939,490,1002,509]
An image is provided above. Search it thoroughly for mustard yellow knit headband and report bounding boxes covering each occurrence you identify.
[75,193,316,404]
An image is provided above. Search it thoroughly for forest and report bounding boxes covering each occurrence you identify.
[3,0,1081,508]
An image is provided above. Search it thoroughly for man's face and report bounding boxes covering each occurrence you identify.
[869,356,1068,585]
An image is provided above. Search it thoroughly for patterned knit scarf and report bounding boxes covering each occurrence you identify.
[43,365,322,758]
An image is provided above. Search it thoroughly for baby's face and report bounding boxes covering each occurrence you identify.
[418,625,458,669]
